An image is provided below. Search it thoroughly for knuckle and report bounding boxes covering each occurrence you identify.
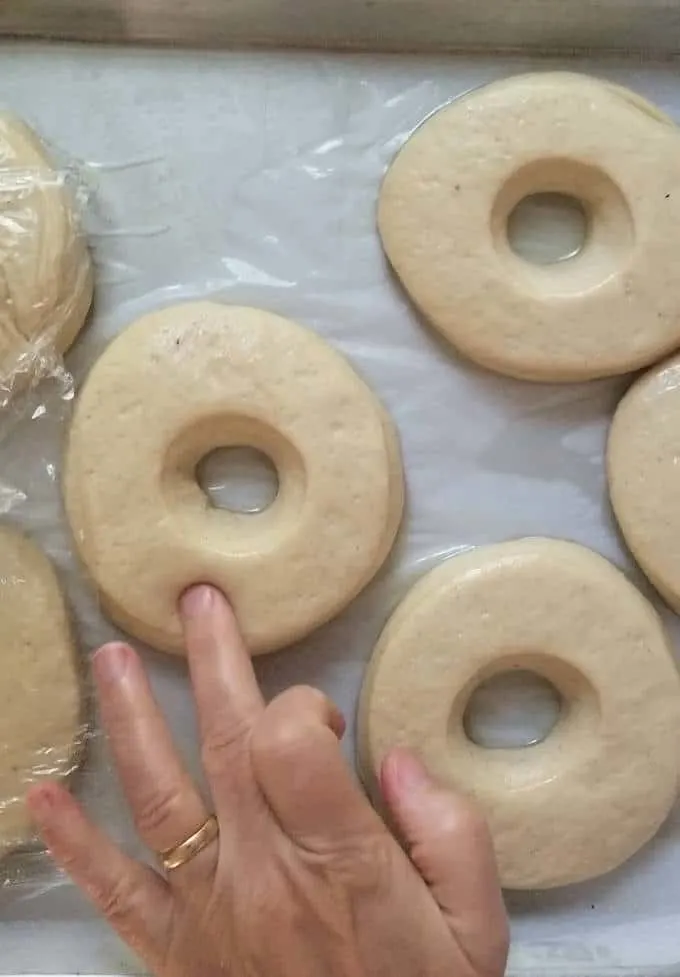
[269,686,344,738]
[134,784,185,838]
[269,685,332,727]
[283,685,328,711]
[252,714,315,767]
[200,717,251,772]
[90,872,142,928]
[308,831,394,891]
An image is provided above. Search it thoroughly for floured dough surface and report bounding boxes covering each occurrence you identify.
[358,538,680,889]
[0,528,83,856]
[0,114,92,397]
[379,73,680,382]
[64,302,404,656]
[608,353,680,612]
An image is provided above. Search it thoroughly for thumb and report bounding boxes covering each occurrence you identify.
[380,748,508,975]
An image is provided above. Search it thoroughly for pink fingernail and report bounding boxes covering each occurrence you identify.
[93,642,130,684]
[180,584,214,617]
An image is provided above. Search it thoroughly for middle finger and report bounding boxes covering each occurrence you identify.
[94,642,210,863]
[180,586,264,765]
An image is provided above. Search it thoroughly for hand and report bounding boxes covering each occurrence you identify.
[28,586,508,977]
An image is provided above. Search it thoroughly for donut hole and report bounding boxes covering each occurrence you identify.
[162,415,307,543]
[492,158,634,294]
[451,654,600,788]
[197,447,279,514]
[507,193,587,265]
[463,669,562,749]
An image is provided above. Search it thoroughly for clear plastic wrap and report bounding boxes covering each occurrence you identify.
[0,527,88,860]
[0,113,92,408]
[3,40,680,977]
[0,108,92,903]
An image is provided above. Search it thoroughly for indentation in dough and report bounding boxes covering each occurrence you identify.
[64,302,404,656]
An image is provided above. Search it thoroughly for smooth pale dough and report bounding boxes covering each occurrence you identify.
[0,114,92,394]
[378,72,680,382]
[358,538,680,890]
[608,353,680,612]
[0,528,83,856]
[63,302,404,656]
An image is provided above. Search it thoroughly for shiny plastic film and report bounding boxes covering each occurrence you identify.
[4,42,680,977]
[0,112,92,903]
[0,112,92,410]
[0,529,88,866]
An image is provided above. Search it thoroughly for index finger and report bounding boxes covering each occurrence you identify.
[180,585,264,755]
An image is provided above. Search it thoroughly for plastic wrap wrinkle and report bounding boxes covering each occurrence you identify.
[3,42,680,976]
[0,101,94,923]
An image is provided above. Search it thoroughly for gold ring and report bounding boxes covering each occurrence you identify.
[160,815,219,872]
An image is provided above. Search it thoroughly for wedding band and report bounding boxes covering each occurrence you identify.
[160,815,219,872]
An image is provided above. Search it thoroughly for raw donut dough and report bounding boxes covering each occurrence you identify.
[64,302,404,656]
[358,538,680,889]
[608,353,680,612]
[379,73,680,382]
[0,114,92,394]
[0,528,83,856]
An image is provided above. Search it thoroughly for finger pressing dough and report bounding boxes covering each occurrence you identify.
[64,302,404,656]
[0,528,83,856]
[379,72,680,382]
[608,353,680,612]
[358,538,680,889]
[0,114,92,396]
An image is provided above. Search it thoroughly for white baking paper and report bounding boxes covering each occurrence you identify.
[1,40,680,976]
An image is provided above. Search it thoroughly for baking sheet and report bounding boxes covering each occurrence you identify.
[3,0,680,55]
[2,41,680,976]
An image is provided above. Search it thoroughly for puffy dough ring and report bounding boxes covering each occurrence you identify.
[378,73,680,382]
[358,538,680,889]
[0,114,92,395]
[0,528,84,856]
[64,302,404,656]
[608,352,680,612]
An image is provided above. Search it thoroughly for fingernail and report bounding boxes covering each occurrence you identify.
[390,748,431,793]
[93,642,130,685]
[180,584,215,617]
